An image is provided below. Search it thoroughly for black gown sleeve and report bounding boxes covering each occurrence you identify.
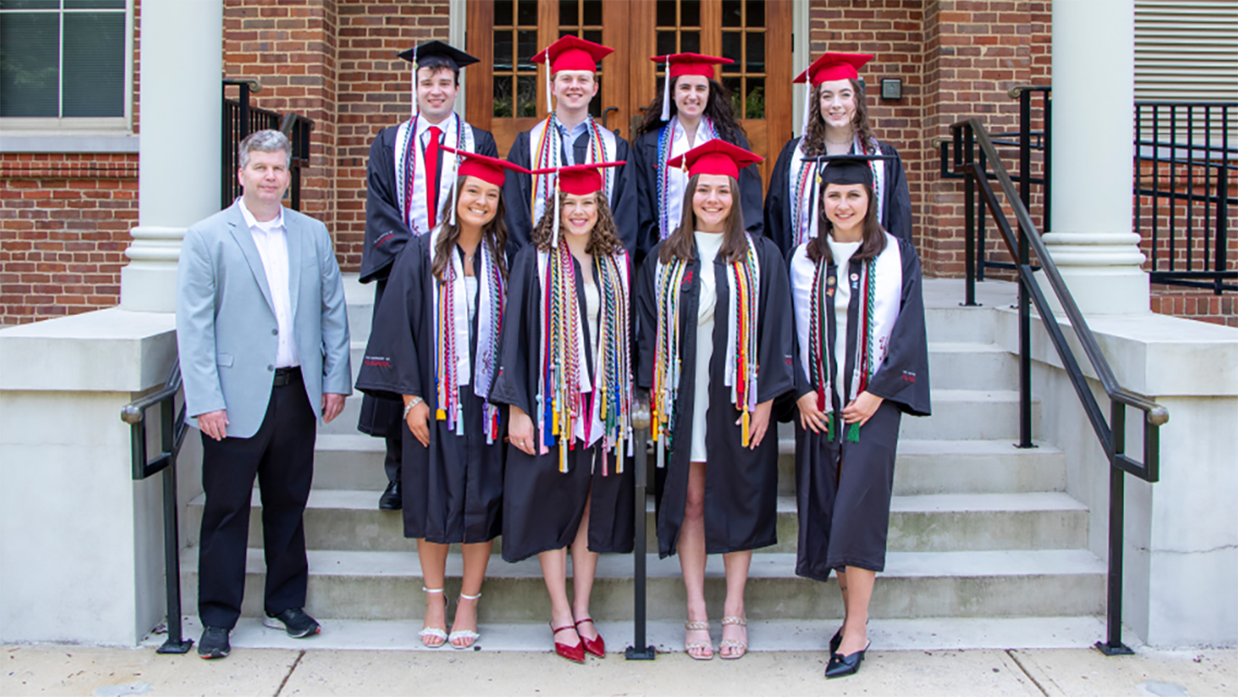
[864,238,931,416]
[763,138,801,257]
[879,142,913,245]
[360,126,411,284]
[634,242,661,392]
[473,127,499,158]
[754,236,796,405]
[503,131,535,255]
[632,131,660,265]
[489,245,538,417]
[355,235,430,401]
[609,136,639,258]
[733,131,765,237]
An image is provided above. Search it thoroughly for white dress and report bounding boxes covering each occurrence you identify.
[690,230,725,462]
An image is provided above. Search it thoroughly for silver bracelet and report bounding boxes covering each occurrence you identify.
[403,396,423,418]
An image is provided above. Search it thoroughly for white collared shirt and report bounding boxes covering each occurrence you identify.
[239,199,300,368]
[416,114,453,154]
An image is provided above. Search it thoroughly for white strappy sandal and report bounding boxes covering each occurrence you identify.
[448,591,482,649]
[418,587,448,648]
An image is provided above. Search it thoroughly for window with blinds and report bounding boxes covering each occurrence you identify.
[0,0,129,123]
[1135,1,1238,102]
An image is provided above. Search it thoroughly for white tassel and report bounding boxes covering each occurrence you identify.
[448,149,459,227]
[545,57,553,114]
[551,175,561,249]
[659,58,671,122]
[412,47,419,117]
[800,79,813,138]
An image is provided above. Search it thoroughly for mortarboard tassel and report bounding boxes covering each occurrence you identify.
[412,47,419,117]
[551,173,561,249]
[448,149,459,227]
[660,57,671,122]
[801,75,813,138]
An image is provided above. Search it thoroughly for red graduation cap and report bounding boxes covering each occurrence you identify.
[440,145,531,187]
[665,140,763,180]
[533,35,613,73]
[793,52,874,86]
[531,161,626,196]
[650,52,733,79]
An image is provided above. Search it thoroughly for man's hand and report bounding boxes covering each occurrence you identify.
[322,393,346,424]
[197,409,229,441]
[404,396,430,447]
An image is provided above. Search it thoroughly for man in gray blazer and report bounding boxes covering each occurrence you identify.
[176,129,351,659]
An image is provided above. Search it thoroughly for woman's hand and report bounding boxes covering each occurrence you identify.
[508,405,536,455]
[841,391,883,427]
[797,392,829,434]
[403,396,430,447]
[739,399,776,450]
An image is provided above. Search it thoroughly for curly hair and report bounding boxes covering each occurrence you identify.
[658,174,748,265]
[805,180,887,265]
[430,176,509,282]
[801,78,876,157]
[635,76,746,144]
[529,190,624,257]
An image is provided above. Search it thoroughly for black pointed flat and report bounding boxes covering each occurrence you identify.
[825,640,870,679]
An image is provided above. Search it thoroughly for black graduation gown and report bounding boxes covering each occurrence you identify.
[764,137,913,257]
[635,235,796,558]
[357,123,499,438]
[501,126,638,257]
[789,236,931,580]
[631,127,765,265]
[354,234,506,544]
[489,245,635,563]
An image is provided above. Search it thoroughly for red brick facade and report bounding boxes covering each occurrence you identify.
[1,0,1232,327]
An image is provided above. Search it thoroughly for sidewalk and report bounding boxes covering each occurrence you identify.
[3,642,1233,696]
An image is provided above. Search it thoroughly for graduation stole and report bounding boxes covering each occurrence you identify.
[394,114,474,236]
[535,243,632,474]
[528,115,616,227]
[789,135,886,247]
[651,233,762,468]
[654,116,719,240]
[429,226,504,442]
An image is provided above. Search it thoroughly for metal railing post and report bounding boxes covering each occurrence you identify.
[962,125,979,307]
[1017,90,1034,449]
[1097,401,1135,656]
[626,395,655,660]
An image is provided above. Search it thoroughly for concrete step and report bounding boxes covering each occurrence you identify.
[776,438,1067,497]
[899,389,1040,440]
[185,490,1088,555]
[154,614,1110,653]
[927,342,1017,391]
[310,433,1067,497]
[179,547,1105,622]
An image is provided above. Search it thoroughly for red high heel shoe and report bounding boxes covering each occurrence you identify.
[550,622,585,663]
[574,618,605,657]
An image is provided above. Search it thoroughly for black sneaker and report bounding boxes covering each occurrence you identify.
[264,608,321,638]
[197,626,231,659]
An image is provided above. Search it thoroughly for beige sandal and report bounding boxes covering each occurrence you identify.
[719,615,748,659]
[684,620,714,660]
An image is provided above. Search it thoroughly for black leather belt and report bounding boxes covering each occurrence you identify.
[273,366,302,387]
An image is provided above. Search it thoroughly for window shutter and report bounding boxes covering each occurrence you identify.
[1135,1,1238,102]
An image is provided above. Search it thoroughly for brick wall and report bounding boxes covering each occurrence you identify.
[0,156,139,324]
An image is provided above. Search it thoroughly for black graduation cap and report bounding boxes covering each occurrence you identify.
[805,154,896,187]
[397,41,479,71]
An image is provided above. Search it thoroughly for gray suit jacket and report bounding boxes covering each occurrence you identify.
[176,202,352,439]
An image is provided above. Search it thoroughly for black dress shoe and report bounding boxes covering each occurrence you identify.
[829,628,843,654]
[825,640,870,679]
[264,608,322,638]
[379,481,402,510]
[197,626,231,659]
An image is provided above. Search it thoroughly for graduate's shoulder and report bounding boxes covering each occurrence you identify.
[752,232,788,263]
[773,136,803,166]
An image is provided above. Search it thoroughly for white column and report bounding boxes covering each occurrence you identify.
[120,0,223,312]
[1045,0,1149,315]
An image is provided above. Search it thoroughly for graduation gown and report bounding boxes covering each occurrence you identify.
[635,235,796,558]
[357,122,498,439]
[631,126,765,265]
[354,234,506,544]
[764,137,913,257]
[489,245,635,563]
[502,127,639,257]
[788,235,930,580]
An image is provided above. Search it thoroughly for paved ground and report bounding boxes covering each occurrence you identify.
[3,641,1233,696]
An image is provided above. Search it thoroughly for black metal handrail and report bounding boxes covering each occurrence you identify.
[1134,101,1236,294]
[950,118,1169,656]
[221,79,315,211]
[121,360,193,655]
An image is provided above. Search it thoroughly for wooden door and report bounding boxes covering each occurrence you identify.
[467,0,791,187]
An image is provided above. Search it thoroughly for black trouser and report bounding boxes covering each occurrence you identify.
[197,368,316,630]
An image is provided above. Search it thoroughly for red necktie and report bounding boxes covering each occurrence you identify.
[425,126,442,229]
